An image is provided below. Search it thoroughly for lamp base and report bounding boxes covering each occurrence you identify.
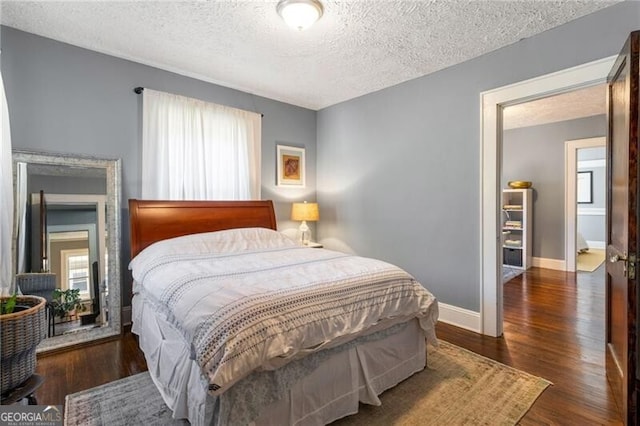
[298,221,310,245]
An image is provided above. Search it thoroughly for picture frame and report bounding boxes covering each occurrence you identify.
[577,170,593,204]
[277,145,305,187]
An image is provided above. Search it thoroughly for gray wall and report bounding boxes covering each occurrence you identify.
[1,26,317,307]
[316,2,637,312]
[28,174,107,196]
[502,115,606,260]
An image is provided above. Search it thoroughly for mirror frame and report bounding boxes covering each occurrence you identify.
[12,150,122,352]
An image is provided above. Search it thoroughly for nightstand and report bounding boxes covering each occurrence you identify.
[304,242,323,248]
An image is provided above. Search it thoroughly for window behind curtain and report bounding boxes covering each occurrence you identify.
[141,89,261,200]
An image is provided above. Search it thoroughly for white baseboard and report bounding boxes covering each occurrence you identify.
[587,240,606,250]
[122,305,132,326]
[532,257,566,271]
[438,303,481,333]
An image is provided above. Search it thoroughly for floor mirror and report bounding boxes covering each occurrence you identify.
[12,150,122,352]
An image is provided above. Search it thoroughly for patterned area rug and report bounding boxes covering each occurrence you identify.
[64,341,550,426]
[335,341,551,425]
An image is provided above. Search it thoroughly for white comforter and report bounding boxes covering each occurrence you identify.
[130,228,438,396]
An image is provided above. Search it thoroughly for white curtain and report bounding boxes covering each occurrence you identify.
[14,161,27,273]
[0,70,14,296]
[141,89,261,200]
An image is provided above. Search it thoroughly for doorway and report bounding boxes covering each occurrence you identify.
[501,91,606,280]
[479,55,615,337]
[566,139,607,274]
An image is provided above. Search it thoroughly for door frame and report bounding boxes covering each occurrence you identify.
[565,137,607,273]
[480,56,615,336]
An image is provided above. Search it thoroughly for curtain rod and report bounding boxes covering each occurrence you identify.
[133,87,264,117]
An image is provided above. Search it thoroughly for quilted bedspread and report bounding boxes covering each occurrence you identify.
[130,228,438,395]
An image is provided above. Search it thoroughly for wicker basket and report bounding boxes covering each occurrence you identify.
[1,296,46,394]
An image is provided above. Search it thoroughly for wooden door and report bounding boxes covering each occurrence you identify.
[606,30,639,424]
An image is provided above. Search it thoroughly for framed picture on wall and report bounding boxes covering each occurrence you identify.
[577,171,593,204]
[277,145,305,187]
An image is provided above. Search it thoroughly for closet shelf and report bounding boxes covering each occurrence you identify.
[502,188,532,270]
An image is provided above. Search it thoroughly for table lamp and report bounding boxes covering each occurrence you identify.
[291,201,319,245]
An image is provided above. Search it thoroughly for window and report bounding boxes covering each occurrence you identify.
[61,249,90,300]
[141,89,262,200]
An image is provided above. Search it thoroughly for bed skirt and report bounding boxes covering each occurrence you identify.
[132,294,427,426]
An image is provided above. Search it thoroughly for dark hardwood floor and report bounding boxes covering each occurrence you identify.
[34,327,147,406]
[32,266,620,424]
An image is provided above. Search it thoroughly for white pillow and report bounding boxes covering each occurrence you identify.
[577,231,589,253]
[129,227,298,274]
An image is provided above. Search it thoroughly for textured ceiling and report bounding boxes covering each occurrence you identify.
[0,1,620,110]
[503,84,606,130]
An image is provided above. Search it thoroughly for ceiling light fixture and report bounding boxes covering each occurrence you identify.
[276,0,324,31]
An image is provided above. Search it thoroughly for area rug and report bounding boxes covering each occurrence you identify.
[64,341,551,426]
[503,266,524,284]
[577,248,606,272]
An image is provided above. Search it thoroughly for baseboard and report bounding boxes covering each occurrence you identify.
[532,257,566,271]
[438,303,481,333]
[122,305,132,326]
[587,240,606,250]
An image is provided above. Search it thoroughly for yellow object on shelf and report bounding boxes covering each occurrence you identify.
[507,181,532,189]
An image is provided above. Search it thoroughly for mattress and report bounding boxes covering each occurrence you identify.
[133,292,427,425]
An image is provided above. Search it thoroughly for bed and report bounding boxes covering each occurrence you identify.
[128,199,439,426]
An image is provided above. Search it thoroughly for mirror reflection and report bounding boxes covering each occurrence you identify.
[30,192,107,336]
[12,151,121,352]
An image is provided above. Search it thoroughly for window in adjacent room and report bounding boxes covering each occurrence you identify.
[141,89,262,200]
[61,249,90,300]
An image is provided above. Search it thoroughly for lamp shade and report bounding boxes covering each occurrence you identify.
[291,202,319,221]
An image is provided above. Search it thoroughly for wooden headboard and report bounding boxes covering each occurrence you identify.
[128,199,277,258]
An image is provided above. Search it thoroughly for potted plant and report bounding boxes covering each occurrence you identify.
[1,293,47,393]
[51,288,85,321]
[0,294,19,315]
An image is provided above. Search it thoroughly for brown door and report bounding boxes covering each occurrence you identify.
[606,30,639,424]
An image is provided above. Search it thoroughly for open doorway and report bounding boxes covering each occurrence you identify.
[568,140,607,274]
[495,80,611,420]
[479,56,615,337]
[501,85,606,284]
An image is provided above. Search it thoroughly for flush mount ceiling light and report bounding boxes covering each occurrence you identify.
[276,0,324,31]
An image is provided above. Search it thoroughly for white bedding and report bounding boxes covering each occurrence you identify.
[133,293,426,425]
[130,228,439,397]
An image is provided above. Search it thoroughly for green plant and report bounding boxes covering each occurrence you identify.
[0,293,18,315]
[52,288,86,319]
